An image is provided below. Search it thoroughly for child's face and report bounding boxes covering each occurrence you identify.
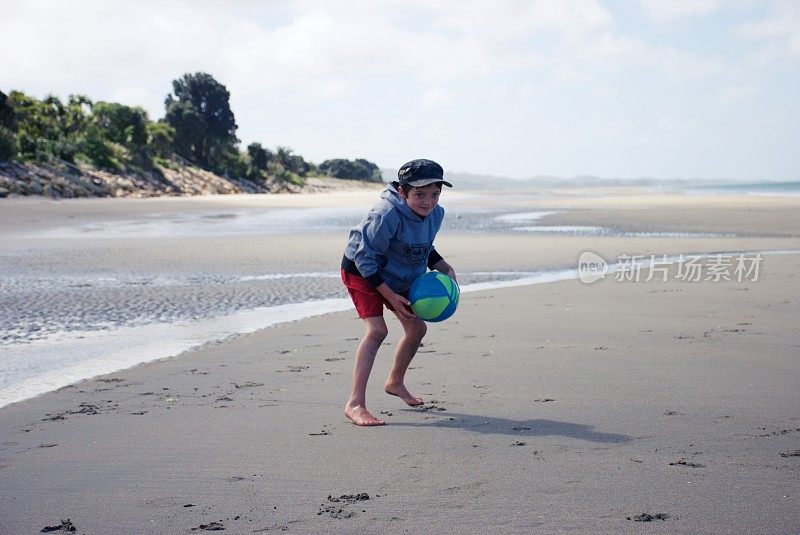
[401,183,442,217]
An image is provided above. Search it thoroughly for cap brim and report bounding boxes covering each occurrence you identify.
[405,178,453,188]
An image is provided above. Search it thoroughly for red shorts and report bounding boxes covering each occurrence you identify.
[341,269,409,319]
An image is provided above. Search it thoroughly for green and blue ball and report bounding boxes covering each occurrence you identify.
[409,272,460,322]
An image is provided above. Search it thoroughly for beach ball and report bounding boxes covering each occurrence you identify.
[409,272,460,322]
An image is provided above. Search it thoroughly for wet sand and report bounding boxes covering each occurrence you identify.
[1,189,799,533]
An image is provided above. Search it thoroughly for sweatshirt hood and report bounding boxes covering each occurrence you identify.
[381,183,422,221]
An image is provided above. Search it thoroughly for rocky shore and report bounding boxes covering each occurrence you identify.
[0,159,370,199]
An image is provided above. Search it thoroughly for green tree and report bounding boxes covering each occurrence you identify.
[8,92,90,163]
[0,129,13,160]
[320,158,382,182]
[0,91,14,129]
[75,101,153,170]
[91,101,149,151]
[247,142,272,170]
[164,72,238,170]
[274,145,312,176]
[78,124,120,170]
[245,142,272,181]
[146,121,175,159]
[0,91,15,160]
[220,149,249,180]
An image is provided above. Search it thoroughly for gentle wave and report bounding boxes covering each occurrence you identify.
[511,226,737,237]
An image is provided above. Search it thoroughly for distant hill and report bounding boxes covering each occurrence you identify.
[380,168,790,191]
[380,168,533,190]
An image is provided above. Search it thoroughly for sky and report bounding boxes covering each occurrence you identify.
[2,0,798,181]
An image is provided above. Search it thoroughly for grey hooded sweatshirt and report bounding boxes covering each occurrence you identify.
[342,183,445,293]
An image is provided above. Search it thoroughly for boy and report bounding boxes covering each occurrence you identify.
[341,158,457,426]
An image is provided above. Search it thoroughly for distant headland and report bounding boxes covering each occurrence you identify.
[0,72,382,198]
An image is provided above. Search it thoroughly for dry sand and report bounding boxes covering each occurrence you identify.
[1,189,799,533]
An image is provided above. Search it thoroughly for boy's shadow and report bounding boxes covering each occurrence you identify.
[396,410,631,444]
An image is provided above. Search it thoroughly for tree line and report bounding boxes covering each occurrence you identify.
[0,72,382,186]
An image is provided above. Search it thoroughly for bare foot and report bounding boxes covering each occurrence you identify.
[384,382,424,406]
[344,405,385,426]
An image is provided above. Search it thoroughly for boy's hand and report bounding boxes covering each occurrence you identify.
[377,283,416,321]
[389,292,416,321]
[433,259,458,284]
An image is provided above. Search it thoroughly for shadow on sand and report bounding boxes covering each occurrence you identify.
[395,410,631,444]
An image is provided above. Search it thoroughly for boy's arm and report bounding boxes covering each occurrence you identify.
[432,258,458,284]
[353,209,398,288]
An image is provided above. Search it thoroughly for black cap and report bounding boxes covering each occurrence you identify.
[397,159,453,188]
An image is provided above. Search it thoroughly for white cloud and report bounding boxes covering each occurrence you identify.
[0,1,612,91]
[719,85,758,106]
[735,0,800,59]
[0,0,727,109]
[420,88,458,109]
[656,114,697,132]
[571,32,730,80]
[638,0,722,24]
[791,33,800,56]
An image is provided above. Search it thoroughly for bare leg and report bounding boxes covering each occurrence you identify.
[345,316,388,426]
[385,314,426,406]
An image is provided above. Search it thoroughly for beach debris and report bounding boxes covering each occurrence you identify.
[511,441,527,446]
[279,365,309,373]
[40,519,76,532]
[38,443,58,448]
[191,521,225,531]
[318,493,371,519]
[318,506,354,519]
[779,450,800,458]
[329,493,369,503]
[533,398,555,402]
[233,381,264,389]
[669,460,705,468]
[628,513,669,522]
[42,401,115,421]
[183,504,196,508]
[755,427,800,438]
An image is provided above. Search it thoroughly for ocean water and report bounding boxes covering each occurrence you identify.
[683,181,800,197]
[1,198,798,408]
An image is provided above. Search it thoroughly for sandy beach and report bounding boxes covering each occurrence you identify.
[1,187,799,533]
